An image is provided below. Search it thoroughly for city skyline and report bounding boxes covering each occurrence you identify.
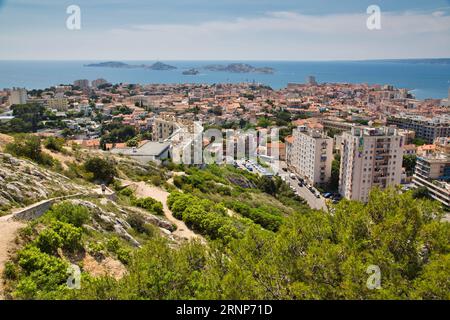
[1,0,450,60]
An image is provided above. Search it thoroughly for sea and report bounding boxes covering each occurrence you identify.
[0,60,449,100]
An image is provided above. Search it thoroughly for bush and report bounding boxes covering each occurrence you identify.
[47,202,90,227]
[119,187,134,197]
[131,197,164,215]
[150,175,162,186]
[3,261,18,280]
[5,134,54,166]
[228,201,283,231]
[84,157,116,184]
[35,228,63,254]
[116,247,131,265]
[167,192,240,242]
[106,237,121,253]
[127,212,154,235]
[87,242,106,259]
[15,246,69,299]
[35,221,83,253]
[44,137,65,153]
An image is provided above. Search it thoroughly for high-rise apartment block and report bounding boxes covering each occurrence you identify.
[9,87,27,105]
[288,126,333,187]
[339,126,404,202]
[73,79,90,91]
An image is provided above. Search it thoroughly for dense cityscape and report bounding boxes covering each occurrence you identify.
[0,0,449,309]
[1,78,449,208]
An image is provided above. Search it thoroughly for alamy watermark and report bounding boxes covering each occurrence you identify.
[366,5,381,30]
[66,5,81,30]
[67,264,81,289]
[366,264,382,290]
[169,125,280,169]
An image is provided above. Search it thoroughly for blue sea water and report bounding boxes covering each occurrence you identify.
[0,60,449,100]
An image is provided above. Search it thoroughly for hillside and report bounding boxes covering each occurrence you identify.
[0,152,87,213]
[0,134,448,300]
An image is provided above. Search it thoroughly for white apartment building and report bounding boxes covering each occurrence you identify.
[412,153,450,208]
[339,126,404,202]
[9,87,27,105]
[290,126,333,187]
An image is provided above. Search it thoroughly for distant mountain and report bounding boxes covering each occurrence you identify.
[84,61,177,70]
[365,58,450,65]
[204,63,275,74]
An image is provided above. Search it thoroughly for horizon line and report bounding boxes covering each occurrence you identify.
[0,57,450,62]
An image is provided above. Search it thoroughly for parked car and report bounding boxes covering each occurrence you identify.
[290,173,296,179]
[323,192,333,198]
[332,194,342,201]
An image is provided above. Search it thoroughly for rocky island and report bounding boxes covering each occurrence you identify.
[204,63,275,74]
[85,61,177,70]
[182,68,200,75]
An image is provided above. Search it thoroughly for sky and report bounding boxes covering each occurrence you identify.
[0,0,450,60]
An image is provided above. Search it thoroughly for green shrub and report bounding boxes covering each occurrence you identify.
[84,157,116,184]
[3,261,18,280]
[44,136,65,152]
[35,228,63,254]
[5,134,54,166]
[167,192,240,242]
[126,213,155,236]
[52,221,83,252]
[228,201,282,231]
[150,175,162,186]
[15,246,69,299]
[47,202,90,227]
[119,187,134,197]
[87,242,106,258]
[106,237,121,253]
[35,221,83,253]
[116,247,131,265]
[131,197,164,215]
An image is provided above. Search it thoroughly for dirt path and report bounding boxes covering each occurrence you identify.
[0,214,25,299]
[131,181,203,242]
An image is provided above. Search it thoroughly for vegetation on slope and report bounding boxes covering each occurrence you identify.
[8,187,444,300]
[1,137,448,300]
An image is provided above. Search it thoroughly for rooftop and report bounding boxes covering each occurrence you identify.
[110,141,170,157]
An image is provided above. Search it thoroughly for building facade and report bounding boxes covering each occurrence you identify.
[339,126,404,202]
[47,98,69,111]
[290,126,333,187]
[387,115,450,144]
[412,154,450,208]
[9,87,27,105]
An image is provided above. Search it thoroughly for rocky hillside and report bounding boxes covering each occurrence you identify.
[0,152,87,214]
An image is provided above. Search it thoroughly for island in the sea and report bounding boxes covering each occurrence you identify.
[182,68,200,75]
[84,61,177,70]
[203,63,275,74]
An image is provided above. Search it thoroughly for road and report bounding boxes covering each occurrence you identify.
[271,161,328,211]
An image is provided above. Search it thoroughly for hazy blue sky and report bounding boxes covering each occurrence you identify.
[0,0,449,60]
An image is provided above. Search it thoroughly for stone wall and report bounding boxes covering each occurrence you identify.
[13,193,85,221]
